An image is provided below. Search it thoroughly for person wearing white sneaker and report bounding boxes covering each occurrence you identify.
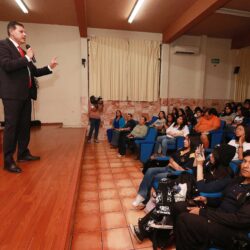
[132,194,145,208]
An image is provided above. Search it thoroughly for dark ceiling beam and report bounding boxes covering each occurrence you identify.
[74,0,87,37]
[163,0,231,43]
[232,34,250,49]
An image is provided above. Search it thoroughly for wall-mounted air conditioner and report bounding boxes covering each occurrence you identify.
[173,45,200,55]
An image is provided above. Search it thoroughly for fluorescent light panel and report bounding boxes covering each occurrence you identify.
[15,0,29,14]
[128,0,145,23]
[216,8,250,18]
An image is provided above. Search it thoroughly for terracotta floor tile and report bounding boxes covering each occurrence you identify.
[129,172,143,179]
[82,159,96,164]
[132,178,142,188]
[96,163,110,169]
[82,169,98,176]
[115,179,134,188]
[80,182,98,191]
[121,197,136,211]
[82,163,96,170]
[99,199,122,213]
[74,213,101,232]
[78,191,99,201]
[77,200,100,214]
[98,180,116,189]
[72,232,102,250]
[101,211,127,230]
[112,173,130,180]
[111,168,125,174]
[99,189,119,200]
[124,166,140,172]
[82,175,98,183]
[125,210,146,225]
[97,168,111,174]
[98,173,113,181]
[129,229,152,249]
[123,161,138,167]
[118,187,137,198]
[110,162,124,168]
[102,228,134,250]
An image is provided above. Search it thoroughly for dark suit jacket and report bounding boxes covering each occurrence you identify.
[0,38,52,100]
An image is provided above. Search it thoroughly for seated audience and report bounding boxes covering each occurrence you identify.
[193,107,203,124]
[151,111,166,136]
[130,145,237,247]
[194,108,221,148]
[220,104,236,125]
[117,116,148,157]
[185,106,196,127]
[232,106,246,126]
[132,136,195,208]
[107,110,125,143]
[110,113,136,147]
[174,150,250,250]
[243,99,250,117]
[153,115,189,157]
[228,124,250,161]
[165,113,174,128]
[171,107,178,121]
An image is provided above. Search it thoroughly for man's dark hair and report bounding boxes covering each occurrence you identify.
[243,150,250,158]
[7,21,24,36]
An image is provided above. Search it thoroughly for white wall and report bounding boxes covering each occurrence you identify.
[0,21,83,127]
[160,35,234,100]
[204,37,232,99]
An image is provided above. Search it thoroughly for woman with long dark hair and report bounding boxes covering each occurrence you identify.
[228,124,250,160]
[154,115,189,156]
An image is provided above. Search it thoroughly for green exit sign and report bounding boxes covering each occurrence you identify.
[211,58,220,64]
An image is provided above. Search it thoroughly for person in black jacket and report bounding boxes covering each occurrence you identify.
[175,150,250,250]
[0,21,58,173]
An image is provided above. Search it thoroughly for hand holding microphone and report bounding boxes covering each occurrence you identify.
[26,44,36,63]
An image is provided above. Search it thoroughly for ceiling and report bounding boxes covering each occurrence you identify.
[0,0,249,48]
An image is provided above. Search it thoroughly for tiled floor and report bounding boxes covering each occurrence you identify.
[71,141,175,250]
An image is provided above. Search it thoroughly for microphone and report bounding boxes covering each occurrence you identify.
[25,44,36,63]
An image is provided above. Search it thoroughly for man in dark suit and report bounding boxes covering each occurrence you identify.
[0,21,58,173]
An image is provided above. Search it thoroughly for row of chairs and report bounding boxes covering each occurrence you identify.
[135,120,226,163]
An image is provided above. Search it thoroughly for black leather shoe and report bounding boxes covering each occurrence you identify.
[17,154,41,162]
[4,163,22,173]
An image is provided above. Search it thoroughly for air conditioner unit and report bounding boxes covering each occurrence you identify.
[173,45,200,55]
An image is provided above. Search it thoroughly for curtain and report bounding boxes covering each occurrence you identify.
[89,37,129,101]
[234,47,250,102]
[128,40,160,101]
[88,37,161,101]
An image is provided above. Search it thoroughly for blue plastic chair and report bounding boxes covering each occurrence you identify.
[135,127,158,163]
[146,116,159,126]
[205,120,226,153]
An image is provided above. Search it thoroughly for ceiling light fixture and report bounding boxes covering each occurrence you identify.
[216,8,250,18]
[128,0,145,24]
[15,0,29,14]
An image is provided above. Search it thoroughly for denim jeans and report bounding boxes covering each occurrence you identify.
[138,166,172,199]
[154,136,176,155]
[88,118,101,140]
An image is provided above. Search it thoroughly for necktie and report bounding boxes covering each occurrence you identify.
[17,46,25,57]
[17,46,32,88]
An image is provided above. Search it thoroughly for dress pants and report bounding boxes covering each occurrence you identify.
[2,98,31,165]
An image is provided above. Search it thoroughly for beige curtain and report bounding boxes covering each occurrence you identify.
[89,37,129,100]
[128,40,160,101]
[88,37,161,101]
[234,47,250,102]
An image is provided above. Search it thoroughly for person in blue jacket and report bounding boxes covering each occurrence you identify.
[107,110,125,143]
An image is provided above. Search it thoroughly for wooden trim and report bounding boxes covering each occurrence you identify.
[74,0,87,37]
[41,122,63,126]
[163,0,231,43]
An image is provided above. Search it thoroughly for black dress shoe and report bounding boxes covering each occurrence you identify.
[4,163,22,173]
[17,154,41,162]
